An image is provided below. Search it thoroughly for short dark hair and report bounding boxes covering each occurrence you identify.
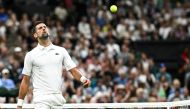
[31,21,45,35]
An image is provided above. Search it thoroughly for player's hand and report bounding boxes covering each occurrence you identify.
[17,106,22,109]
[83,79,91,88]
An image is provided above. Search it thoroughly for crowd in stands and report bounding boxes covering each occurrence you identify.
[0,0,190,103]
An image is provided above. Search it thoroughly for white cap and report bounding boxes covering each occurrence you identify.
[2,68,9,74]
[138,75,147,83]
[117,84,125,89]
[131,67,138,74]
[95,91,103,99]
[14,47,22,52]
[118,66,128,75]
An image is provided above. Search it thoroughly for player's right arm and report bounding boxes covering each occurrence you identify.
[17,75,30,109]
[17,52,33,109]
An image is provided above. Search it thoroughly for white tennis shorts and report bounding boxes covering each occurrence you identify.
[33,93,66,109]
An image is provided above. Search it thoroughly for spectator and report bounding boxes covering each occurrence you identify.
[54,3,68,21]
[0,68,18,103]
[78,16,91,39]
[167,88,184,101]
[156,63,172,84]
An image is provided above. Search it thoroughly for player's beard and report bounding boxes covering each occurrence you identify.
[39,33,49,40]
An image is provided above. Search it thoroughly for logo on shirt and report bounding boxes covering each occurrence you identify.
[55,53,59,55]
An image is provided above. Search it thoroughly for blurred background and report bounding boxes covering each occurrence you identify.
[0,0,190,104]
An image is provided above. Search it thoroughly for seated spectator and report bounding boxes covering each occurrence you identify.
[156,63,172,84]
[93,79,108,95]
[182,87,190,100]
[168,79,183,95]
[0,68,18,103]
[114,67,128,85]
[136,87,148,102]
[167,88,184,102]
[113,84,127,103]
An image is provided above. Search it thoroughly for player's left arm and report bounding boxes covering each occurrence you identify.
[69,67,91,88]
[62,48,90,88]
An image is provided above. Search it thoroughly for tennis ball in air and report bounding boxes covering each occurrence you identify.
[110,5,117,13]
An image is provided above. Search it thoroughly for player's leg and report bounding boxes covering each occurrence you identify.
[34,102,51,109]
[51,94,66,108]
[33,94,52,109]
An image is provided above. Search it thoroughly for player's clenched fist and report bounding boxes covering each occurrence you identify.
[80,76,91,88]
[83,79,91,88]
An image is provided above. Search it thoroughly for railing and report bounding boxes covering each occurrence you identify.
[1,100,190,109]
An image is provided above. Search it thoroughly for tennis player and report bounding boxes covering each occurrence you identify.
[17,21,90,109]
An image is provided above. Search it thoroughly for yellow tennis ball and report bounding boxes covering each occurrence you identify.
[110,5,117,13]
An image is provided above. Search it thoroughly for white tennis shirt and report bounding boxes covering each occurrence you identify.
[22,44,76,96]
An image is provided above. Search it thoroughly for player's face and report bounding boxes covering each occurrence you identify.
[34,23,50,40]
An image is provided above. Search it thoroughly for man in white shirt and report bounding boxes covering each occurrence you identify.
[17,21,90,109]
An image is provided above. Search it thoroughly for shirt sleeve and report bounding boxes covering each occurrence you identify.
[7,79,16,90]
[0,79,2,87]
[22,52,33,76]
[62,48,76,71]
